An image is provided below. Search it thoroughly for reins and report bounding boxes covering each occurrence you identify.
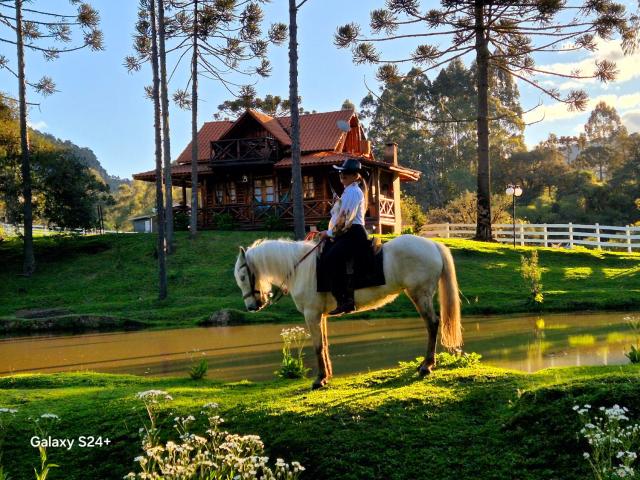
[250,232,324,306]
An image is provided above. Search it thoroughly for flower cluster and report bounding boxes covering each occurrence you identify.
[126,393,304,480]
[276,327,311,379]
[575,404,640,479]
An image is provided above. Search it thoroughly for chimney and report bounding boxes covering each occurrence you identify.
[384,142,398,165]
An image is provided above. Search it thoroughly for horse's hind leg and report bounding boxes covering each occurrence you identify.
[305,310,331,389]
[406,288,439,376]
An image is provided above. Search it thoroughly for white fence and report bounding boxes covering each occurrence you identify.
[423,222,640,252]
[0,222,126,236]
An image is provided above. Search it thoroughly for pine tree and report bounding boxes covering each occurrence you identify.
[0,0,103,274]
[336,0,637,241]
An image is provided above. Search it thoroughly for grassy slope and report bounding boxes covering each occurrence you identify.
[0,364,639,479]
[0,232,639,329]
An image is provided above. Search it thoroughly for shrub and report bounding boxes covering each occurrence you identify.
[189,358,208,380]
[212,212,235,230]
[263,212,285,231]
[521,250,544,305]
[400,193,426,232]
[173,210,190,231]
[624,316,640,364]
[276,327,310,379]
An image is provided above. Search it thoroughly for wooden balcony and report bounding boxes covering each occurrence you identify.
[210,137,280,164]
[198,199,333,229]
[379,195,395,219]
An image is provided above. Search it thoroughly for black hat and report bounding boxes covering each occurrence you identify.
[333,158,361,173]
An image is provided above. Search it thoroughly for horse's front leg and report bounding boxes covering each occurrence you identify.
[305,310,331,389]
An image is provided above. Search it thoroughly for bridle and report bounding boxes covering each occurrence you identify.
[239,261,260,301]
[239,234,325,308]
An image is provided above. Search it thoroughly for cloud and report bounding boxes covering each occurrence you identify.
[27,120,47,131]
[535,39,640,91]
[523,92,640,124]
[622,110,640,133]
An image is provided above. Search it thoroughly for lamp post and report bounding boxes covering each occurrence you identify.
[505,184,523,247]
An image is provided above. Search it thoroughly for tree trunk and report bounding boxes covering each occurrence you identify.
[288,0,305,240]
[15,0,35,275]
[189,0,199,238]
[158,0,174,253]
[150,0,167,299]
[473,0,493,242]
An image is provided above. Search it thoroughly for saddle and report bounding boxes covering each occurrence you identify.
[316,237,386,293]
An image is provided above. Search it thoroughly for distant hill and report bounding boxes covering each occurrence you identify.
[37,132,129,192]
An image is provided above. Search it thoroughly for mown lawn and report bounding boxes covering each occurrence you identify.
[0,363,639,479]
[0,231,639,331]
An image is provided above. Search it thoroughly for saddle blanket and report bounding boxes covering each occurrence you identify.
[316,240,386,293]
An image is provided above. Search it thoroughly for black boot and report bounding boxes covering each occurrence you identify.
[329,282,355,316]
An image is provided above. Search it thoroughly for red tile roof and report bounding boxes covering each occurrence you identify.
[133,163,212,183]
[176,121,233,165]
[175,109,356,165]
[275,151,422,182]
[278,109,354,152]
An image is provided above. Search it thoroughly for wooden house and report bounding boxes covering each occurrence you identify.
[133,109,421,233]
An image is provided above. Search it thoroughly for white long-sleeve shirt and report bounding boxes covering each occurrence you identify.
[327,181,365,237]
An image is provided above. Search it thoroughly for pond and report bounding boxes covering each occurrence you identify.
[1,311,637,381]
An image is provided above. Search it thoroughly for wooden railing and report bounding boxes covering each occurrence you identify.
[422,222,640,252]
[198,199,333,228]
[210,137,279,163]
[379,196,395,218]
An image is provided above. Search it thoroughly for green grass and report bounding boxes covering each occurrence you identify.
[0,232,639,331]
[0,363,639,479]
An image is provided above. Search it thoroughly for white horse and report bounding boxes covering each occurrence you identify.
[234,235,462,389]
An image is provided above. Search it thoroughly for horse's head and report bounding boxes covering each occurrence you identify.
[234,246,270,312]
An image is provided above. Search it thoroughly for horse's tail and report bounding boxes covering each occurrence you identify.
[434,241,462,350]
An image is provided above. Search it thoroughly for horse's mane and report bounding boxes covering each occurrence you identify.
[246,238,316,281]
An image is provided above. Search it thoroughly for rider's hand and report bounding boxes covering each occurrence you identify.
[319,230,330,240]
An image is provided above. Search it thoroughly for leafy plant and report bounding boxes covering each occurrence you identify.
[276,327,310,379]
[521,250,544,305]
[173,211,190,231]
[212,212,235,230]
[625,345,640,364]
[189,358,209,380]
[262,213,285,231]
[435,352,482,369]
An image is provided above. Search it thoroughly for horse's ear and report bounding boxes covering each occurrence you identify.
[239,246,246,257]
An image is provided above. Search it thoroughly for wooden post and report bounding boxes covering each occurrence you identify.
[595,223,601,250]
[543,224,548,247]
[519,222,525,246]
[626,225,632,253]
[568,222,574,249]
[445,223,450,239]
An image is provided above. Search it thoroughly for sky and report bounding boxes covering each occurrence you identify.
[1,0,639,180]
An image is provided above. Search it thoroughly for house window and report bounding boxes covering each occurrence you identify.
[254,178,274,203]
[214,181,237,204]
[303,175,315,199]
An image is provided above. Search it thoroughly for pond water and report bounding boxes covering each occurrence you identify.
[1,311,638,381]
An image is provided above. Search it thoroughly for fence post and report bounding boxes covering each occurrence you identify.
[568,222,574,249]
[626,225,632,253]
[543,224,548,247]
[445,223,450,239]
[519,223,525,246]
[595,223,601,250]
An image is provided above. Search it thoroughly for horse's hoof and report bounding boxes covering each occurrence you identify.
[418,365,432,377]
[312,379,328,390]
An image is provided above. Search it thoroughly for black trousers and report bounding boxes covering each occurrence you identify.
[324,224,369,301]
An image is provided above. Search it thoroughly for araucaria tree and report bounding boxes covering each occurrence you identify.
[0,0,103,274]
[336,0,637,241]
[127,1,287,238]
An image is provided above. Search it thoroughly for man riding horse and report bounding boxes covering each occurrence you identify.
[319,158,370,316]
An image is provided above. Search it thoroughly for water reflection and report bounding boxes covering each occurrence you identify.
[0,312,637,381]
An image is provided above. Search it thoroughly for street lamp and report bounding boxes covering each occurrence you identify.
[505,184,523,247]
